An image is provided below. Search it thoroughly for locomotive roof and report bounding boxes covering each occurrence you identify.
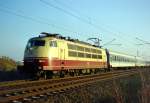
[32,32,102,49]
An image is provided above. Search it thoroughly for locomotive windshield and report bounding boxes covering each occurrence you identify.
[27,40,45,47]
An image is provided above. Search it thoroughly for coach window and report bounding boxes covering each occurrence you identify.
[115,56,117,61]
[110,56,112,61]
[50,41,57,47]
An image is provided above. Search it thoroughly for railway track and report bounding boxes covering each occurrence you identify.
[0,69,139,103]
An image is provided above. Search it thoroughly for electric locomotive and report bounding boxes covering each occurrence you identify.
[24,32,108,78]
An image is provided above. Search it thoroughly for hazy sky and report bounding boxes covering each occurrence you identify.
[0,0,150,61]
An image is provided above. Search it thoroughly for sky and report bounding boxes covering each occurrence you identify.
[0,0,150,61]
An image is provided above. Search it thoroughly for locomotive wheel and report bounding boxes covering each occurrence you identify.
[59,71,65,78]
[42,71,53,79]
[44,72,47,79]
[75,70,81,76]
[46,71,53,79]
[69,72,75,76]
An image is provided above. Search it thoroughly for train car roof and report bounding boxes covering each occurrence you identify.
[108,49,136,58]
[108,49,146,61]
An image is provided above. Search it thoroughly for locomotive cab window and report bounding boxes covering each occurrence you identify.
[50,41,57,47]
[27,40,45,47]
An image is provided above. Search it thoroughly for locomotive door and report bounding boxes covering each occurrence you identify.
[59,43,65,69]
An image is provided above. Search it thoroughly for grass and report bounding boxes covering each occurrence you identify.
[0,57,17,71]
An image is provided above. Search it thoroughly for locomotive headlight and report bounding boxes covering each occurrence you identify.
[39,60,46,63]
[38,66,42,69]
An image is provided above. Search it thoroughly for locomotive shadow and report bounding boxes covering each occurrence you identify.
[0,70,28,82]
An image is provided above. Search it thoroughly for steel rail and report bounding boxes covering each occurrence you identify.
[0,70,124,91]
[0,69,138,103]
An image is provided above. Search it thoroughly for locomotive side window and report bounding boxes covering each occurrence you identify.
[92,54,97,59]
[91,49,97,53]
[67,43,103,60]
[68,44,77,50]
[68,51,77,57]
[85,48,90,52]
[85,53,91,58]
[97,55,102,59]
[78,52,84,57]
[77,46,84,51]
[50,41,57,47]
[97,50,102,54]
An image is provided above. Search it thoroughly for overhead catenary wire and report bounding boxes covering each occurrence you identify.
[102,39,116,46]
[136,37,150,44]
[1,1,135,46]
[53,0,136,39]
[40,0,136,48]
[53,0,91,22]
[0,1,141,50]
[0,6,85,37]
[0,3,106,45]
[40,0,110,33]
